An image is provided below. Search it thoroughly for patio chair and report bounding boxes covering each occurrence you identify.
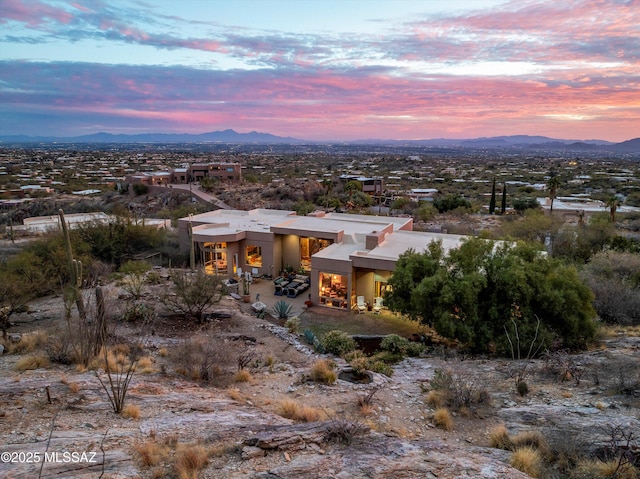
[356,296,366,314]
[373,297,383,314]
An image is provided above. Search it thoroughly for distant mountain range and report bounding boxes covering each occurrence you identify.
[1,130,638,153]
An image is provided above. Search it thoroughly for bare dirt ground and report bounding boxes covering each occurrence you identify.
[1,277,639,479]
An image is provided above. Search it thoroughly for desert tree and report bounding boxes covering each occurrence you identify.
[162,268,227,323]
[384,238,597,355]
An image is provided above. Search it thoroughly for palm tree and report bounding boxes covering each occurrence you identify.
[547,175,562,215]
[606,196,621,223]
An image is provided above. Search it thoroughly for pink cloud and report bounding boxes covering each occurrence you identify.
[0,0,74,26]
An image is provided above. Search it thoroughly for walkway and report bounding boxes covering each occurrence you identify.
[168,183,232,209]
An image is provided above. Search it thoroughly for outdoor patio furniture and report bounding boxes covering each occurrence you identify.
[356,296,367,314]
[373,297,383,314]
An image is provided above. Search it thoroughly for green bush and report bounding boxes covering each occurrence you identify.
[123,301,156,323]
[368,360,394,377]
[380,334,410,355]
[132,183,149,196]
[321,330,357,357]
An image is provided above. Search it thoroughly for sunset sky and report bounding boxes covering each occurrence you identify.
[1,0,638,141]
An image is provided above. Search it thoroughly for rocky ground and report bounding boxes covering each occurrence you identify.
[1,281,639,479]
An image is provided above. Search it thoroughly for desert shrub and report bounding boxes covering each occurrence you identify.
[432,408,454,431]
[349,356,370,375]
[517,380,529,396]
[321,330,356,357]
[171,335,234,382]
[132,183,149,196]
[284,316,300,334]
[385,239,597,355]
[278,399,325,422]
[174,443,208,479]
[15,354,50,371]
[428,368,490,411]
[122,404,140,419]
[368,360,393,377]
[123,301,156,323]
[162,268,227,323]
[356,386,382,413]
[310,359,337,384]
[324,417,367,445]
[406,341,425,357]
[511,447,543,478]
[542,349,585,384]
[433,193,471,213]
[580,251,640,325]
[46,335,74,364]
[135,440,168,467]
[380,334,410,355]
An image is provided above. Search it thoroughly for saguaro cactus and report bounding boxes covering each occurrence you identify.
[59,209,87,321]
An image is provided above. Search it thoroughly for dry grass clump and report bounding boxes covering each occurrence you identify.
[511,430,549,455]
[135,440,168,467]
[278,399,326,422]
[572,459,638,479]
[121,404,140,419]
[14,354,50,371]
[137,356,155,374]
[426,390,446,408]
[510,446,543,478]
[432,408,454,431]
[174,443,209,479]
[10,330,48,354]
[489,426,549,454]
[309,359,337,384]
[68,382,80,394]
[488,424,513,450]
[233,369,253,383]
[226,388,244,401]
[158,347,169,357]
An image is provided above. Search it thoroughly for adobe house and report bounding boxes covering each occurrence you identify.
[178,209,467,310]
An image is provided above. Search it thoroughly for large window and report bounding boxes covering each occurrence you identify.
[203,242,227,274]
[299,237,332,271]
[319,272,348,308]
[246,245,262,267]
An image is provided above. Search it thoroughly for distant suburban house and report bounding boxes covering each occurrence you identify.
[407,188,439,202]
[125,162,242,186]
[179,208,469,310]
[538,197,640,222]
[14,212,171,236]
[339,175,384,195]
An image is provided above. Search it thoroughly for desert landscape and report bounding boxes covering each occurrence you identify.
[1,274,638,479]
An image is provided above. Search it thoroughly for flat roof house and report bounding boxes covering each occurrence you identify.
[179,209,468,310]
